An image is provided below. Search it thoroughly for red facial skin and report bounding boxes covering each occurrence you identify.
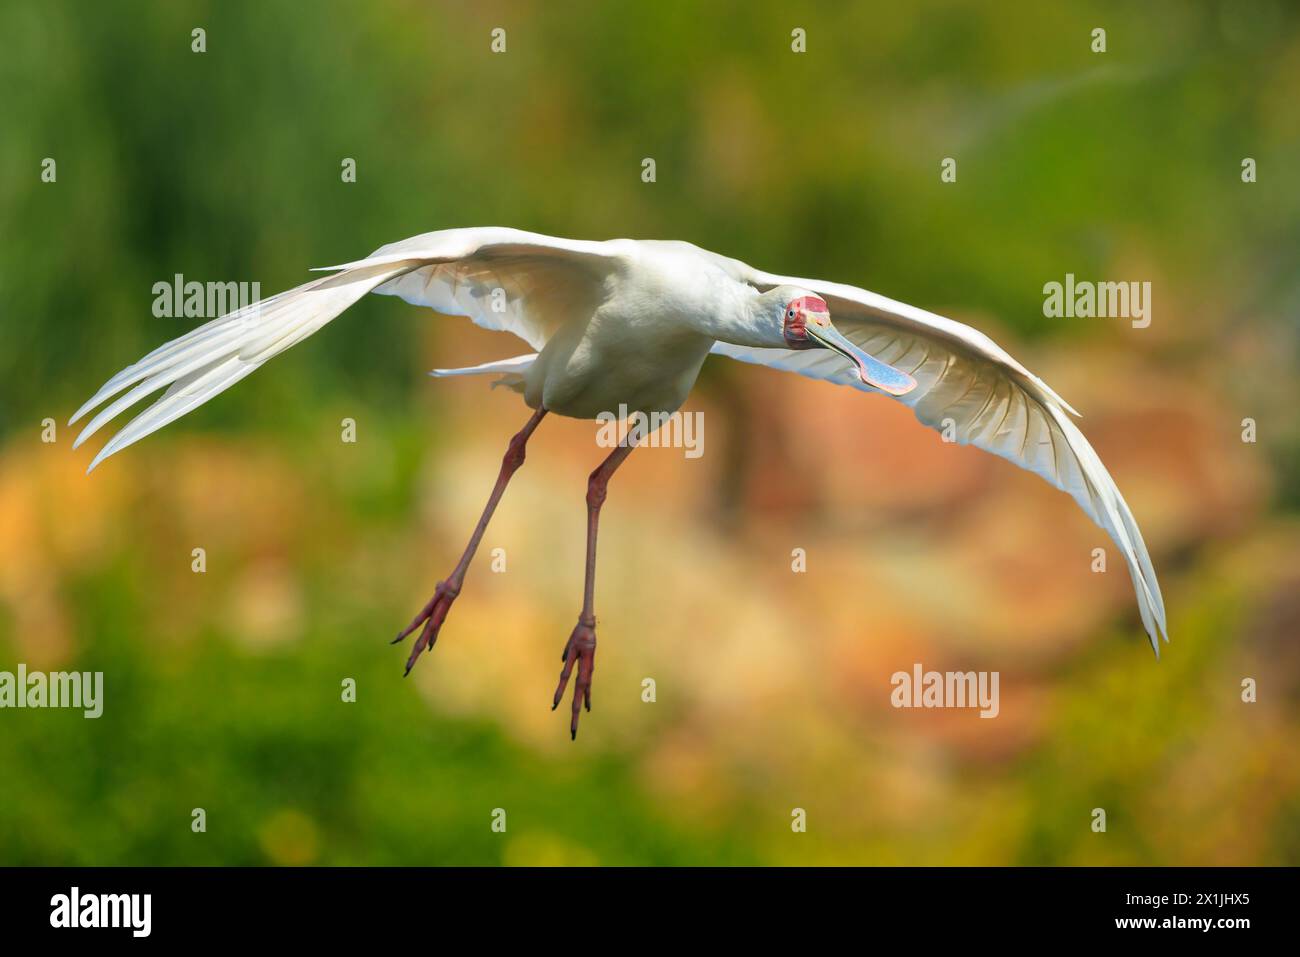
[783,295,830,348]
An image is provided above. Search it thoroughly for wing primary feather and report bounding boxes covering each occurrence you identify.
[77,259,425,472]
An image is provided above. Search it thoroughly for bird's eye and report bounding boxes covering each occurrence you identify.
[787,309,794,319]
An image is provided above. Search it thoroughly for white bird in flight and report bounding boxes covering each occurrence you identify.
[72,227,1168,737]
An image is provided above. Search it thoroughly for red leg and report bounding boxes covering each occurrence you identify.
[553,438,637,738]
[394,406,547,674]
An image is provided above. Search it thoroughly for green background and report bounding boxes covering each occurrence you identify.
[1,1,1297,864]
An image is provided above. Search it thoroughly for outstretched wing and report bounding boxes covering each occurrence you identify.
[709,263,1168,655]
[70,228,628,471]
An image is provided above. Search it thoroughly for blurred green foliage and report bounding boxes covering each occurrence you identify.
[1,1,1298,865]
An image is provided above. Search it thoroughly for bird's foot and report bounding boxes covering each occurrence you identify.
[552,617,597,740]
[392,580,460,675]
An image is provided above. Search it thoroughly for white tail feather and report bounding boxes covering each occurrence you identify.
[430,353,538,394]
[429,354,538,378]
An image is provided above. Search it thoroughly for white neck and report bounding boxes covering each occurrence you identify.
[687,282,782,348]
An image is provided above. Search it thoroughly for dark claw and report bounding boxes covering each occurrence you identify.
[394,582,458,674]
[553,619,596,739]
